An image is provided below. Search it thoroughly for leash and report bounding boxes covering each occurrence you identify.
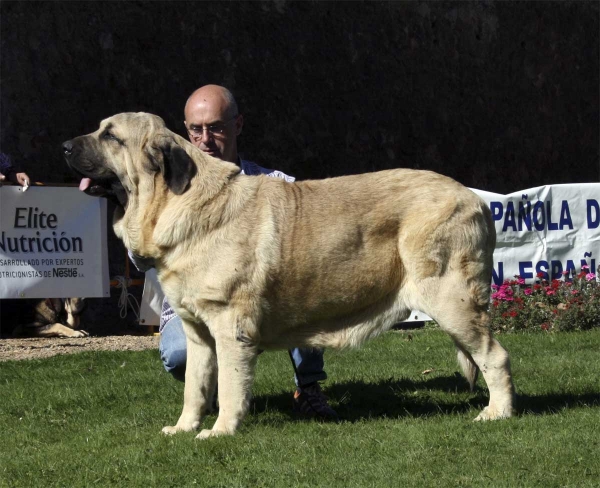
[112,275,141,320]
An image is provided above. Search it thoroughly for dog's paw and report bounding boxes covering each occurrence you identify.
[161,421,200,435]
[162,425,181,436]
[474,405,513,421]
[195,428,230,440]
[73,329,89,338]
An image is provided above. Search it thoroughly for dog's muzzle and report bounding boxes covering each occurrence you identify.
[63,140,74,157]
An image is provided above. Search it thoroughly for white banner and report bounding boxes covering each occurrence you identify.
[475,183,599,285]
[0,185,110,298]
[138,183,600,325]
[138,268,162,326]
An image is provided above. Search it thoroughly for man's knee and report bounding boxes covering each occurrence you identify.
[160,345,186,381]
[159,318,187,381]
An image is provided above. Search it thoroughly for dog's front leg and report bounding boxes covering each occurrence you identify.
[196,316,259,440]
[162,320,217,435]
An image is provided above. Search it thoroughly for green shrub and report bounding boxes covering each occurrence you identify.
[489,265,600,333]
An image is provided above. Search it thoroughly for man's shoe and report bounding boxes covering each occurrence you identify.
[293,382,339,421]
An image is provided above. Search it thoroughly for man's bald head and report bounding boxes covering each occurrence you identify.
[184,85,239,122]
[183,84,243,163]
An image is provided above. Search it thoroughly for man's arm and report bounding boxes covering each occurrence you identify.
[0,153,30,189]
[240,159,295,182]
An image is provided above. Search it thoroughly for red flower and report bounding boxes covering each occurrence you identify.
[509,310,518,317]
[541,323,549,331]
[536,272,545,278]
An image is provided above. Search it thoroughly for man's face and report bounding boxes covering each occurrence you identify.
[184,97,243,163]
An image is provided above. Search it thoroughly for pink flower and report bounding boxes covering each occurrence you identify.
[585,273,596,281]
[546,289,556,296]
[524,288,533,296]
[571,290,579,295]
[562,270,570,276]
[491,283,515,301]
[581,265,590,270]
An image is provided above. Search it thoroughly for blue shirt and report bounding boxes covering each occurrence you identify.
[240,159,295,182]
[0,152,15,178]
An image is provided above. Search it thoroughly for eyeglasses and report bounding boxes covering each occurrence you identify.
[185,115,238,138]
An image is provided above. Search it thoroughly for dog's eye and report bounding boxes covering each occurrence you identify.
[102,131,119,142]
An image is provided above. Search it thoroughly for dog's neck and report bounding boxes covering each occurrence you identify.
[115,154,241,259]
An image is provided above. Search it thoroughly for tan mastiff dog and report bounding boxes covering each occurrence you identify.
[63,112,515,439]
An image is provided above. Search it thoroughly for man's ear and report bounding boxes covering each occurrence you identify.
[235,114,244,136]
[150,137,197,195]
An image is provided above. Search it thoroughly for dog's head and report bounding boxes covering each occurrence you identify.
[63,112,197,211]
[64,112,242,256]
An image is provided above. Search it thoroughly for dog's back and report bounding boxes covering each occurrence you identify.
[252,169,495,342]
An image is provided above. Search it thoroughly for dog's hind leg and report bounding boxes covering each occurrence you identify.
[162,320,217,435]
[196,314,259,440]
[427,276,515,421]
[456,347,479,392]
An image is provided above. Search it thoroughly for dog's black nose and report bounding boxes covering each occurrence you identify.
[63,140,73,156]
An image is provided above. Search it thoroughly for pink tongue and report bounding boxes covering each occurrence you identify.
[79,178,92,191]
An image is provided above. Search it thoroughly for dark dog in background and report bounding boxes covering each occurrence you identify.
[1,298,88,338]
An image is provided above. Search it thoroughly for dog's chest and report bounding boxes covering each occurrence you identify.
[159,253,257,323]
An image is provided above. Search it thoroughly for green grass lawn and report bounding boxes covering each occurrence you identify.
[1,328,599,487]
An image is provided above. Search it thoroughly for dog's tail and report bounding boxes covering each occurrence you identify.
[457,348,479,391]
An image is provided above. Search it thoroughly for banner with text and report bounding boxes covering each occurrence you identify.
[138,183,600,325]
[0,185,110,298]
[475,183,599,285]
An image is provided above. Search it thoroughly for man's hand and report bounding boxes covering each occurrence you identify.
[1,171,30,190]
[15,172,30,190]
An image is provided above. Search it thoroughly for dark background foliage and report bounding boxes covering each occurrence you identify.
[1,1,598,330]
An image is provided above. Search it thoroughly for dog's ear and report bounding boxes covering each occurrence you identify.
[161,143,197,195]
[149,137,197,195]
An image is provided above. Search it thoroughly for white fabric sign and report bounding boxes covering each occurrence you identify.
[0,185,110,298]
[475,183,599,285]
[138,268,162,326]
[139,183,600,325]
